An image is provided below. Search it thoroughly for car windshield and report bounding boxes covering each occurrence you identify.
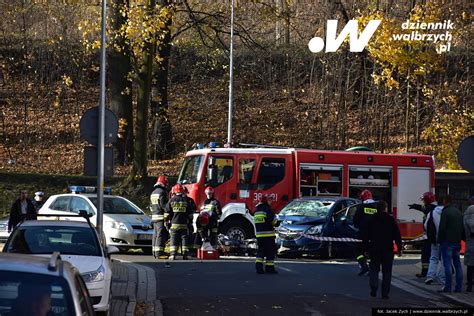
[178,155,205,184]
[6,226,101,256]
[279,200,335,218]
[89,197,142,214]
[0,271,74,316]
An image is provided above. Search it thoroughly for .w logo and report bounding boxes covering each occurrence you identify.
[308,20,381,53]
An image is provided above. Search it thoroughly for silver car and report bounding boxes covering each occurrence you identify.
[38,191,154,253]
[0,217,9,243]
[0,252,95,315]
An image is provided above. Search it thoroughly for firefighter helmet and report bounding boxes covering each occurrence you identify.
[198,211,210,226]
[205,186,214,196]
[155,175,169,187]
[171,184,185,195]
[360,189,373,201]
[421,192,436,204]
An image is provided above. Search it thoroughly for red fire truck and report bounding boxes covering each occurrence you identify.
[177,144,435,241]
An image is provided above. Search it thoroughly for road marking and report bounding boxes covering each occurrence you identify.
[277,265,294,273]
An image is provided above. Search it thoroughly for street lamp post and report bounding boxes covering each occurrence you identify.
[227,0,234,146]
[97,0,107,235]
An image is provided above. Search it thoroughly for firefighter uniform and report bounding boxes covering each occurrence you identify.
[165,193,194,259]
[186,195,197,256]
[353,200,378,275]
[150,184,169,258]
[195,198,222,247]
[254,201,277,274]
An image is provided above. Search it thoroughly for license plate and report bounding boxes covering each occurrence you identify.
[137,234,153,240]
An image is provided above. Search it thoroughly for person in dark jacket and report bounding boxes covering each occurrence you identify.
[409,192,437,278]
[8,190,37,233]
[165,184,194,260]
[254,194,277,274]
[363,200,402,299]
[32,191,45,211]
[438,195,463,293]
[353,189,378,276]
[150,176,170,258]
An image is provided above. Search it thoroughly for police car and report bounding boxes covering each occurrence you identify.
[38,186,154,253]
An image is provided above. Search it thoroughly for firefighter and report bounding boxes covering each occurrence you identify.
[195,186,222,248]
[254,194,278,274]
[183,186,198,256]
[165,184,194,260]
[353,189,378,276]
[150,176,170,259]
[409,192,437,278]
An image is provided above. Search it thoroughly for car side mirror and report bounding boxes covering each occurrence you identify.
[340,216,347,224]
[107,245,120,255]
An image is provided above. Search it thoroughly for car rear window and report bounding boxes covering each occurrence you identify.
[0,271,73,316]
[6,226,101,256]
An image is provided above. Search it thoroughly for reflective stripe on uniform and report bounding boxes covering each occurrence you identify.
[265,261,274,266]
[211,228,218,233]
[150,194,161,205]
[254,212,267,224]
[171,224,188,229]
[256,257,264,263]
[169,246,177,251]
[152,215,164,221]
[356,255,365,261]
[256,231,275,238]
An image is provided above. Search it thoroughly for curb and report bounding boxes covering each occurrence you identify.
[392,272,474,308]
[111,259,163,316]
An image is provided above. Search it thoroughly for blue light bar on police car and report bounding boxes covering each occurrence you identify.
[68,186,112,195]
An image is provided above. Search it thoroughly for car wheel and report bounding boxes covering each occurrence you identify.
[220,218,254,241]
[141,247,152,255]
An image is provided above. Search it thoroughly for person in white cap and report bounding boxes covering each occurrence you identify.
[32,191,45,211]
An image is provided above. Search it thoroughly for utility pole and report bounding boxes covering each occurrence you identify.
[97,0,107,235]
[227,0,235,146]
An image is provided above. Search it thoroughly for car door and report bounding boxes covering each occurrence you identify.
[332,204,359,255]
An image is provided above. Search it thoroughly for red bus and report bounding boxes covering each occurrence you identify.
[177,145,435,241]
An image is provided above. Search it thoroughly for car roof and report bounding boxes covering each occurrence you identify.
[0,253,75,276]
[48,193,121,199]
[18,220,92,228]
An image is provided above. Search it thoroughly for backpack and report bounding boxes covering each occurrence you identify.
[426,210,437,243]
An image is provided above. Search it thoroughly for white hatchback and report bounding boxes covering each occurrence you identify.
[38,188,154,253]
[3,219,116,312]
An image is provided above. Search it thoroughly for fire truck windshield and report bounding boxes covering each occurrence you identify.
[178,155,205,184]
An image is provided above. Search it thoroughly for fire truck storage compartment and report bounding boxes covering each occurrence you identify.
[349,166,392,211]
[299,164,343,197]
[397,167,431,223]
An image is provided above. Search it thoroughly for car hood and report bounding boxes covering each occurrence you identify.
[36,254,103,273]
[104,213,151,225]
[277,215,327,226]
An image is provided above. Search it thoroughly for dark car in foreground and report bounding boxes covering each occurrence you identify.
[275,197,361,258]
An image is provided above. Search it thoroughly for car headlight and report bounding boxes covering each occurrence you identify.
[81,265,105,283]
[105,221,130,232]
[306,225,323,235]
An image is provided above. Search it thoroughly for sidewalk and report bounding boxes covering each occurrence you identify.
[392,256,474,307]
[110,259,163,316]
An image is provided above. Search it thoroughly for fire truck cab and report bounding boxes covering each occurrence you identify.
[177,145,435,241]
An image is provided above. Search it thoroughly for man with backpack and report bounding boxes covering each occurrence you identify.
[424,203,445,285]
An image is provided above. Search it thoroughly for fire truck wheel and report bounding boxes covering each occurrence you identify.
[220,218,254,241]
